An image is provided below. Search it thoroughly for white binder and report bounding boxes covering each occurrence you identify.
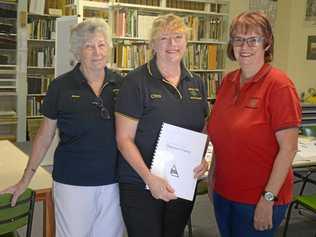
[150,123,207,201]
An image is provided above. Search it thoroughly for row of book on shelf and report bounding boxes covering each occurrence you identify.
[115,0,217,11]
[26,42,222,71]
[114,9,224,41]
[0,110,17,127]
[28,46,55,67]
[113,43,220,70]
[26,43,220,70]
[113,43,152,68]
[28,18,56,40]
[66,0,212,9]
[184,44,220,70]
[27,75,53,94]
[0,72,16,94]
[65,0,108,4]
[200,73,220,99]
[27,74,53,116]
[27,96,43,116]
[25,73,220,117]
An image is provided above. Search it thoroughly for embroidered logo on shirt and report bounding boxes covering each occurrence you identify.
[188,88,202,100]
[150,93,162,99]
[246,97,260,108]
[71,95,80,101]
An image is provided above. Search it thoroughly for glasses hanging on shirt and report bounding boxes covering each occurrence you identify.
[91,97,110,120]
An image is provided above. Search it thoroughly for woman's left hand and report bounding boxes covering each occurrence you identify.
[253,196,273,231]
[193,159,209,179]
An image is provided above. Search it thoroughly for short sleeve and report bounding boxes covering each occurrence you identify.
[41,79,60,120]
[269,85,301,131]
[115,74,144,119]
[199,76,210,118]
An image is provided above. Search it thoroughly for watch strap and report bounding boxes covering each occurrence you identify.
[262,191,278,201]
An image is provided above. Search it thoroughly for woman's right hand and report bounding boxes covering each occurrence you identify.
[146,174,177,202]
[0,179,29,207]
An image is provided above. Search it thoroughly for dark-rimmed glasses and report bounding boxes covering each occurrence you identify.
[91,97,110,120]
[230,36,264,47]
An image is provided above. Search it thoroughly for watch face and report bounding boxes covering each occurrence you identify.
[264,192,275,201]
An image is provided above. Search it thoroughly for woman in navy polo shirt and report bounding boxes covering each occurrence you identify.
[0,18,124,237]
[207,11,301,237]
[115,14,209,237]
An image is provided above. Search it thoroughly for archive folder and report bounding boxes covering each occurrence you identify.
[150,123,208,201]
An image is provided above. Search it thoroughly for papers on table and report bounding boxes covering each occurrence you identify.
[294,137,316,167]
[150,123,208,201]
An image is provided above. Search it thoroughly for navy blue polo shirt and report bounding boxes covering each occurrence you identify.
[115,56,209,185]
[42,64,123,186]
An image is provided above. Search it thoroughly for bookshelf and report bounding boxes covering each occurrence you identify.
[62,0,229,100]
[27,13,57,121]
[0,1,18,141]
[2,0,227,142]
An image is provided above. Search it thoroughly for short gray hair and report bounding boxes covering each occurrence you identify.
[70,18,112,60]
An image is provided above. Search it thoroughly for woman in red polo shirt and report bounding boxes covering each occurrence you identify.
[207,11,301,236]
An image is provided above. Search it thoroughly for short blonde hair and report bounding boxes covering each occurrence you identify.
[149,14,190,48]
[70,18,112,60]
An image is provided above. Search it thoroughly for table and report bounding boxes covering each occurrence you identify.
[205,138,316,168]
[293,137,316,168]
[0,140,54,237]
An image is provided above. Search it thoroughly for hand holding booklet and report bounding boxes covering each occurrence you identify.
[150,123,208,201]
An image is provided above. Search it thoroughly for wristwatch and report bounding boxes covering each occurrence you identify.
[262,191,278,202]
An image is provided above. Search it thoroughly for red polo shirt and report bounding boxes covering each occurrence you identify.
[208,64,301,205]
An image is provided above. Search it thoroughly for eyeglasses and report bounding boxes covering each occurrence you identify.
[91,97,110,120]
[230,36,264,47]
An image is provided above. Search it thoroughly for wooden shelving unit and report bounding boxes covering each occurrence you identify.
[0,1,18,141]
[6,0,228,141]
[62,0,229,100]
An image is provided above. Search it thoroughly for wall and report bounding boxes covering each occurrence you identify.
[225,0,316,94]
[274,0,316,94]
[225,0,249,71]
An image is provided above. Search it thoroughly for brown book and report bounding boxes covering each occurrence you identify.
[207,45,217,70]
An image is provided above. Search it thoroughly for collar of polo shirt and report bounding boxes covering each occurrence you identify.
[146,56,194,81]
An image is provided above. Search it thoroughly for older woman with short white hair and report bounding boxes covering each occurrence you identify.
[0,18,124,237]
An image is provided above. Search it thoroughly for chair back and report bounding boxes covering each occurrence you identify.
[300,125,316,137]
[0,189,35,237]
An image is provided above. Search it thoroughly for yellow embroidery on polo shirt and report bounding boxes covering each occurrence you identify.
[188,88,202,100]
[246,97,260,108]
[150,93,162,99]
[71,95,80,101]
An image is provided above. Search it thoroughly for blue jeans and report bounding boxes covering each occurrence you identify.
[213,192,288,237]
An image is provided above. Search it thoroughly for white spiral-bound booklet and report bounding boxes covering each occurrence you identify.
[150,123,208,201]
